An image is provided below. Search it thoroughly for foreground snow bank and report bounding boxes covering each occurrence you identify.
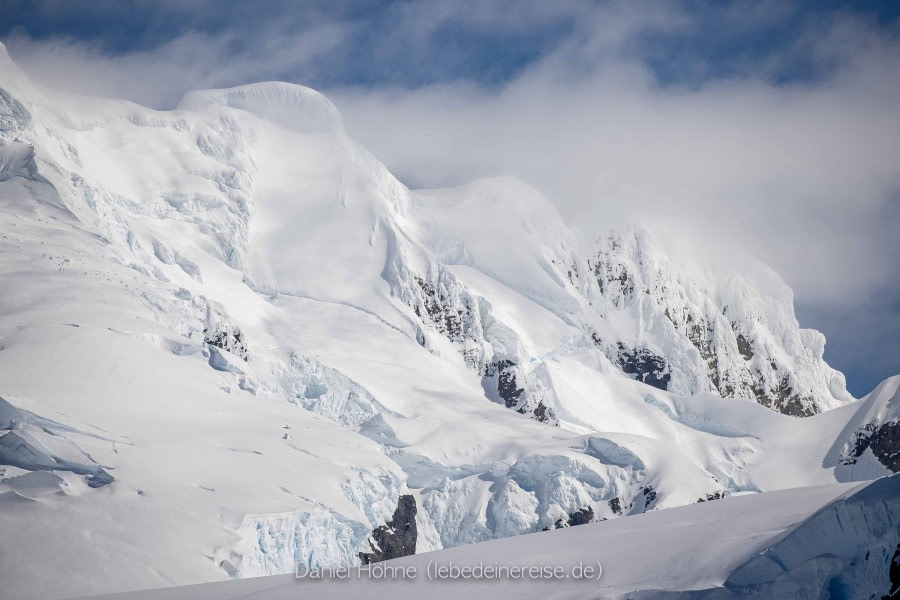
[81,475,900,600]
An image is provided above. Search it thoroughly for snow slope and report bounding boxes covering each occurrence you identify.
[81,475,900,600]
[0,41,891,600]
[831,375,900,480]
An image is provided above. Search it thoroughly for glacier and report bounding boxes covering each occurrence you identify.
[0,40,895,600]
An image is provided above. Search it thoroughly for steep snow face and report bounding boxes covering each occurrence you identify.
[0,41,874,600]
[831,375,900,477]
[0,46,421,598]
[716,476,900,599]
[406,177,851,419]
[583,228,852,416]
[412,177,583,316]
[396,177,590,423]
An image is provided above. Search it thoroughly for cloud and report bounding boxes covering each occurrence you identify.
[330,13,900,304]
[1,22,349,108]
[1,0,898,393]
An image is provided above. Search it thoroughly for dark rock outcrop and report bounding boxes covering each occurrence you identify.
[405,272,558,423]
[589,334,671,391]
[608,497,622,515]
[566,506,594,526]
[871,422,900,472]
[589,231,836,418]
[204,325,247,361]
[629,485,658,513]
[543,506,595,530]
[201,301,248,361]
[358,494,417,564]
[494,359,524,408]
[410,275,477,349]
[884,543,900,599]
[697,490,724,503]
[736,333,754,360]
[841,423,878,466]
[615,343,671,390]
[485,358,555,424]
[754,376,817,417]
[841,420,900,472]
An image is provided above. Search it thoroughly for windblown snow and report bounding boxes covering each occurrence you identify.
[0,41,895,600]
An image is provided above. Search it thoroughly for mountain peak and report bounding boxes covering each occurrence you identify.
[176,81,343,134]
[588,224,853,414]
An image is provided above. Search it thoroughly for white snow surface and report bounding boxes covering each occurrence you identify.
[81,475,900,600]
[0,42,892,600]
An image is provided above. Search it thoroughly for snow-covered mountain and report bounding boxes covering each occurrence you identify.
[584,228,852,416]
[834,375,900,479]
[0,42,895,600]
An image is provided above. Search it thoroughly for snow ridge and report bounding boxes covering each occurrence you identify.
[582,227,852,415]
[178,82,343,134]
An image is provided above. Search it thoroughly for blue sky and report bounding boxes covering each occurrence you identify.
[1,0,898,395]
[2,1,898,93]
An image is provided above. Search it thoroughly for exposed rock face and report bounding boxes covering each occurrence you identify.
[409,274,481,357]
[871,422,900,472]
[614,342,671,390]
[494,359,524,408]
[391,223,849,422]
[483,359,555,423]
[396,267,557,424]
[639,486,658,509]
[358,494,417,564]
[543,506,595,530]
[840,423,878,466]
[203,303,248,361]
[841,420,900,472]
[885,544,900,599]
[608,497,622,515]
[585,228,851,416]
[566,507,594,526]
[697,490,725,503]
[836,377,900,477]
